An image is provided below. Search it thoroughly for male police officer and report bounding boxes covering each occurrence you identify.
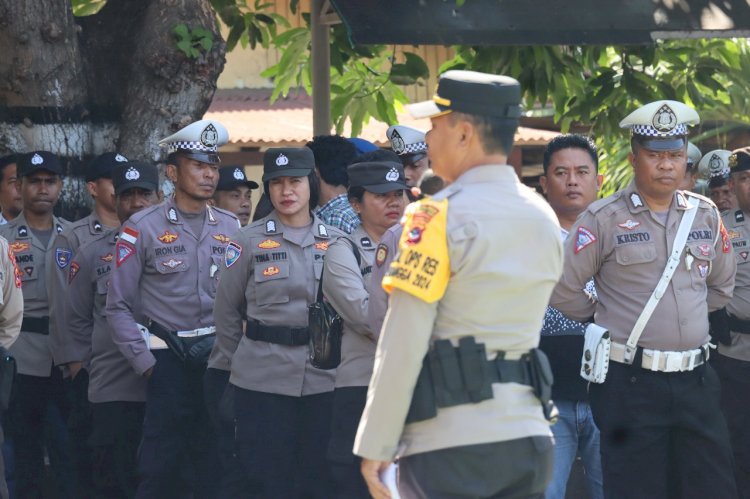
[210,165,259,226]
[67,161,158,498]
[356,71,563,498]
[0,151,74,498]
[550,101,737,499]
[711,147,750,498]
[0,154,22,224]
[701,149,738,213]
[679,142,702,191]
[106,120,240,498]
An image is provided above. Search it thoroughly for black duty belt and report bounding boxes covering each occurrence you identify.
[22,316,49,335]
[728,314,750,334]
[245,320,310,346]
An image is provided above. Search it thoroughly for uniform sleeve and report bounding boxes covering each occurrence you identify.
[213,238,250,369]
[549,211,601,322]
[0,240,23,349]
[105,221,155,375]
[66,248,96,364]
[48,232,74,365]
[707,213,736,311]
[323,239,371,336]
[353,289,436,460]
[367,230,398,339]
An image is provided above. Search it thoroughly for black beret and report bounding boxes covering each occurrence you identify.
[217,166,259,191]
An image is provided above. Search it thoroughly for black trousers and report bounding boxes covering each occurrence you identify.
[398,436,554,499]
[136,350,219,499]
[89,401,144,499]
[589,361,737,499]
[203,368,256,498]
[715,354,750,499]
[327,386,369,499]
[65,368,92,498]
[234,387,334,499]
[7,369,76,499]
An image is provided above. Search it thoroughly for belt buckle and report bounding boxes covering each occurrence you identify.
[664,352,684,372]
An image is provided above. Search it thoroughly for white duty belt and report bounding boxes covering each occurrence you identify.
[610,341,709,373]
[136,324,216,350]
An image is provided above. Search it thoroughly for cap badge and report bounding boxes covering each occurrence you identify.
[31,153,43,165]
[275,153,289,166]
[125,167,140,180]
[385,168,400,182]
[200,123,218,147]
[233,168,244,180]
[390,129,406,154]
[709,154,724,172]
[652,104,677,133]
[115,154,128,162]
[729,154,738,169]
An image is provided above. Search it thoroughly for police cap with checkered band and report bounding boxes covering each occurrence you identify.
[386,125,427,165]
[159,119,229,165]
[619,100,699,151]
[699,149,732,188]
[348,160,407,194]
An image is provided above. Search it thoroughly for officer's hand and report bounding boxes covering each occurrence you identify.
[68,362,83,380]
[360,458,391,499]
[143,367,154,379]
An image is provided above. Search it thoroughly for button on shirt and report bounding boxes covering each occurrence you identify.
[550,182,735,351]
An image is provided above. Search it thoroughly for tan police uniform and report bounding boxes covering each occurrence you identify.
[550,100,737,499]
[213,146,342,499]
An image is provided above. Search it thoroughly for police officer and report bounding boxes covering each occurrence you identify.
[355,71,563,498]
[386,125,429,190]
[213,147,343,498]
[710,147,750,498]
[49,151,126,495]
[323,160,407,498]
[0,233,24,499]
[0,151,75,498]
[210,165,259,226]
[0,154,22,224]
[701,149,738,213]
[106,120,240,498]
[67,161,158,498]
[679,142,702,191]
[550,100,737,499]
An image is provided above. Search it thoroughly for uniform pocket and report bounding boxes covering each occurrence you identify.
[254,261,290,305]
[614,242,656,266]
[153,257,191,293]
[686,242,715,288]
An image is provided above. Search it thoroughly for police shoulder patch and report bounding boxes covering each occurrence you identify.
[375,243,388,267]
[225,242,242,268]
[574,227,597,254]
[115,242,135,267]
[55,248,72,269]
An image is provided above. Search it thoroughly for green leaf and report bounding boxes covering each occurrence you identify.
[173,24,189,38]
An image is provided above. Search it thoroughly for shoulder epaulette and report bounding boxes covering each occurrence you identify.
[587,191,624,215]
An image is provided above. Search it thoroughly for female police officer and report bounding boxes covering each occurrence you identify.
[212,147,344,498]
[323,159,407,498]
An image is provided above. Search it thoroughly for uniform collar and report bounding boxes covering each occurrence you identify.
[87,214,104,234]
[10,212,64,249]
[162,199,218,225]
[352,225,374,249]
[261,212,331,246]
[623,181,690,213]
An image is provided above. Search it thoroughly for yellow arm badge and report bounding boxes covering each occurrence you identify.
[382,198,450,303]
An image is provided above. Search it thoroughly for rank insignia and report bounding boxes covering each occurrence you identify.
[158,230,179,244]
[207,206,216,223]
[575,227,597,254]
[676,192,688,208]
[120,227,139,245]
[17,226,28,238]
[697,262,710,278]
[314,242,329,251]
[265,220,276,233]
[168,208,178,223]
[361,237,372,248]
[56,224,63,234]
[618,219,641,230]
[736,211,745,223]
[68,262,80,283]
[213,234,230,244]
[93,220,102,232]
[55,248,72,269]
[630,193,644,208]
[263,265,280,276]
[225,242,242,268]
[318,224,328,237]
[375,243,388,267]
[258,239,281,249]
[100,253,113,263]
[116,242,135,267]
[10,242,29,253]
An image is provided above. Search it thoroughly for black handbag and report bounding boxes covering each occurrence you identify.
[308,240,360,370]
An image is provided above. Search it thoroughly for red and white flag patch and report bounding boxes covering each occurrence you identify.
[574,227,597,254]
[120,227,139,245]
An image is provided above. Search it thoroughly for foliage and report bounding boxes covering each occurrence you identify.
[71,0,106,16]
[172,24,214,59]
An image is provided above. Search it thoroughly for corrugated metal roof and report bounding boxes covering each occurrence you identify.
[205,89,560,147]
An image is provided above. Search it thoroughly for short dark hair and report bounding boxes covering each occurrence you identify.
[305,135,358,187]
[263,171,320,211]
[0,154,17,183]
[542,134,599,175]
[347,186,366,204]
[449,112,517,156]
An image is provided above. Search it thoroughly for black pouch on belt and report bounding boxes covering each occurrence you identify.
[405,355,438,424]
[527,348,555,421]
[458,337,494,403]
[431,339,469,407]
